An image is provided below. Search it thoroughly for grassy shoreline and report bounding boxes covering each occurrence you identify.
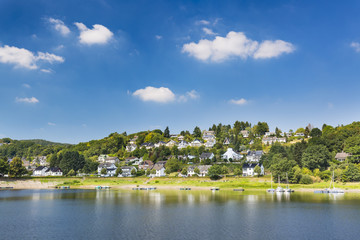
[2,176,360,192]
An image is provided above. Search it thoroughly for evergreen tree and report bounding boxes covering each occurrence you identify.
[164,126,170,138]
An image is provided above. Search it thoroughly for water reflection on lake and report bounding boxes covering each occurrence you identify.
[0,189,359,240]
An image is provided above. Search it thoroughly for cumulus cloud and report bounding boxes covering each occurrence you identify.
[133,86,199,103]
[74,22,113,45]
[0,45,64,70]
[253,40,295,59]
[15,97,39,104]
[133,86,176,103]
[203,27,216,35]
[196,20,210,25]
[48,18,70,36]
[229,98,247,105]
[178,90,200,102]
[182,31,294,62]
[351,42,360,52]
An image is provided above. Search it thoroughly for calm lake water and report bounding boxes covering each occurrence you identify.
[1,189,360,240]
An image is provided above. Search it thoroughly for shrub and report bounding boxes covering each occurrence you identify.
[299,175,313,184]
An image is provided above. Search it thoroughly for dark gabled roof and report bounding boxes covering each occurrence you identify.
[152,164,165,171]
[141,142,154,147]
[200,152,213,159]
[34,166,47,171]
[242,163,261,168]
[140,160,154,166]
[45,167,62,172]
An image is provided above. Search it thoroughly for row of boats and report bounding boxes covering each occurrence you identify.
[267,173,294,193]
[267,171,344,194]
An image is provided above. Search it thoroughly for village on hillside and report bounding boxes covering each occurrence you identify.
[1,121,357,184]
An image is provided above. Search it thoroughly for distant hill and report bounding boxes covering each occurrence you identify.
[20,139,72,146]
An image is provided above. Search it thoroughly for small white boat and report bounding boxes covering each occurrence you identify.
[275,176,284,193]
[267,174,275,192]
[314,171,344,194]
[284,173,294,193]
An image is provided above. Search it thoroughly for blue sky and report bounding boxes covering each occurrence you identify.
[1,0,360,143]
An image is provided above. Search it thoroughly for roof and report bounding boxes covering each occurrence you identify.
[121,166,136,170]
[198,165,211,172]
[140,160,154,166]
[125,157,138,160]
[105,157,119,160]
[243,163,262,168]
[200,152,213,159]
[99,163,116,168]
[335,152,350,159]
[46,167,62,172]
[34,166,47,171]
[152,164,165,170]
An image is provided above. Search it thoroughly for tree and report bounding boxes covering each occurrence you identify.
[208,165,222,179]
[299,175,313,184]
[0,157,9,176]
[193,126,201,138]
[275,127,282,138]
[304,127,310,138]
[194,167,200,175]
[67,169,76,176]
[269,155,297,182]
[164,126,170,138]
[165,158,181,173]
[8,157,27,177]
[221,166,229,174]
[131,168,136,176]
[49,154,59,168]
[181,168,187,176]
[116,167,123,176]
[301,145,331,171]
[342,164,360,182]
[293,140,307,167]
[254,165,262,177]
[310,128,322,138]
[59,151,86,175]
[101,168,107,175]
[254,122,269,136]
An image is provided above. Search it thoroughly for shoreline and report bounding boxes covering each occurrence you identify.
[2,178,360,193]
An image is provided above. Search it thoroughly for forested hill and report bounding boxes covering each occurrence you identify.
[21,139,71,146]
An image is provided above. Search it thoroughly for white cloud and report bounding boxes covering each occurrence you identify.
[182,31,294,62]
[229,98,247,105]
[48,18,70,36]
[155,35,163,40]
[196,20,210,25]
[74,22,113,45]
[253,40,295,59]
[48,122,56,126]
[203,27,216,35]
[178,90,200,102]
[0,45,64,69]
[15,97,39,104]
[40,69,52,73]
[351,42,360,52]
[22,83,31,88]
[133,86,176,103]
[133,87,199,103]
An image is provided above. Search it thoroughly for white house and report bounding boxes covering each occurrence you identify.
[190,139,203,147]
[204,139,216,148]
[126,144,137,152]
[187,165,211,177]
[104,157,119,164]
[335,152,351,162]
[202,131,215,141]
[98,154,109,162]
[138,160,154,170]
[33,166,48,176]
[240,130,249,138]
[242,163,264,176]
[98,163,117,177]
[178,141,189,149]
[45,167,63,176]
[141,142,155,150]
[295,133,305,137]
[265,132,275,137]
[223,138,230,145]
[155,141,166,148]
[222,148,241,161]
[119,166,137,177]
[125,157,139,165]
[246,151,263,163]
[166,140,177,148]
[150,163,166,177]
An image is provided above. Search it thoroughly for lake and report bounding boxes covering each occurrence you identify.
[1,189,360,240]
